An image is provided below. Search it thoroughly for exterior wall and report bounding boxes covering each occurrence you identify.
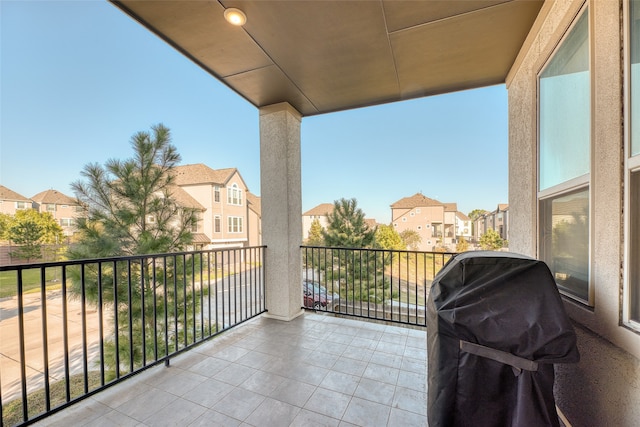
[179,171,251,248]
[35,202,82,237]
[392,205,446,251]
[0,199,33,215]
[508,0,640,424]
[302,214,328,240]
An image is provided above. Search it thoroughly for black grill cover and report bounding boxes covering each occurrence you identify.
[426,251,579,427]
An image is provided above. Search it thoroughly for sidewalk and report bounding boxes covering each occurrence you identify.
[0,290,105,404]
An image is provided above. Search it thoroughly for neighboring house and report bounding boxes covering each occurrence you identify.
[31,189,85,238]
[246,192,262,247]
[473,204,509,244]
[165,185,208,250]
[390,193,457,251]
[455,211,472,242]
[301,203,377,243]
[172,163,259,249]
[302,203,333,240]
[0,185,33,215]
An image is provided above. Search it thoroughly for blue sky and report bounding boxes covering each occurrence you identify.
[1,1,508,224]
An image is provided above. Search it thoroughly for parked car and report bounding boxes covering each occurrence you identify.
[302,280,340,310]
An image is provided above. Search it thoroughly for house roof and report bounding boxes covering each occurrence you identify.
[303,203,334,217]
[168,185,206,211]
[246,192,261,215]
[498,204,509,211]
[112,1,544,117]
[456,212,471,221]
[444,203,458,212]
[0,185,31,202]
[31,189,77,205]
[390,193,443,209]
[172,164,239,187]
[191,233,212,244]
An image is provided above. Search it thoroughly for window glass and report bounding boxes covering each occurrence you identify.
[538,8,590,303]
[539,11,590,190]
[632,0,640,155]
[540,188,589,301]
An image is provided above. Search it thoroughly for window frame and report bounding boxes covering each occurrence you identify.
[537,4,593,306]
[624,0,640,328]
[227,216,244,233]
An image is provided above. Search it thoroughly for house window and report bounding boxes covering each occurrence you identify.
[227,183,242,206]
[46,204,55,212]
[214,186,220,203]
[214,216,221,233]
[538,8,590,303]
[16,201,29,210]
[60,218,74,227]
[410,212,415,217]
[228,216,243,233]
[416,209,421,214]
[146,215,156,224]
[402,217,407,222]
[417,226,422,230]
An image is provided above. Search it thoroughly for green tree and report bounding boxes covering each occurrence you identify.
[322,198,376,248]
[456,236,470,252]
[0,213,12,240]
[479,228,504,250]
[321,199,392,302]
[306,218,324,246]
[399,229,422,251]
[6,210,64,261]
[68,124,201,379]
[468,209,488,221]
[375,224,405,250]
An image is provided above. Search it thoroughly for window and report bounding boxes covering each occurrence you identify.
[227,183,242,206]
[538,8,590,303]
[46,204,55,212]
[16,201,29,210]
[228,216,243,233]
[60,218,74,227]
[214,216,221,233]
[416,209,421,214]
[214,186,220,203]
[146,215,156,224]
[627,0,640,323]
[417,226,422,230]
[402,217,407,222]
[410,212,415,217]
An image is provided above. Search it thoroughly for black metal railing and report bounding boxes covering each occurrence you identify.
[0,246,265,427]
[302,246,455,327]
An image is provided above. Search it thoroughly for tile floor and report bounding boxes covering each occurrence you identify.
[35,312,428,426]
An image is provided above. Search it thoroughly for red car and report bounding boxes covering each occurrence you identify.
[303,281,328,309]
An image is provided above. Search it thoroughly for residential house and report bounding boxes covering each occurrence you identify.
[246,191,262,247]
[454,211,472,243]
[302,203,377,243]
[473,204,509,244]
[301,203,333,241]
[390,193,455,251]
[166,185,208,250]
[31,189,85,238]
[172,163,258,249]
[0,185,33,215]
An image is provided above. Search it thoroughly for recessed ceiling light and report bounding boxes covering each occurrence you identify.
[224,8,247,26]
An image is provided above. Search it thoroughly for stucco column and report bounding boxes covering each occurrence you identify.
[259,102,303,321]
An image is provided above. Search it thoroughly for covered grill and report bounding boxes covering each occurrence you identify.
[426,251,580,427]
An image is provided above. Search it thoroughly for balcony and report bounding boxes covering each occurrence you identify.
[1,246,444,426]
[33,313,427,426]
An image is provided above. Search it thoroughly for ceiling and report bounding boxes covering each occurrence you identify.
[112,0,544,117]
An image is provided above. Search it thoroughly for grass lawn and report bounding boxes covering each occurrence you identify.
[0,268,62,299]
[2,371,102,427]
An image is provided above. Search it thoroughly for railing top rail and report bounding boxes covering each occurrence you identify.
[0,245,267,272]
[300,245,457,257]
